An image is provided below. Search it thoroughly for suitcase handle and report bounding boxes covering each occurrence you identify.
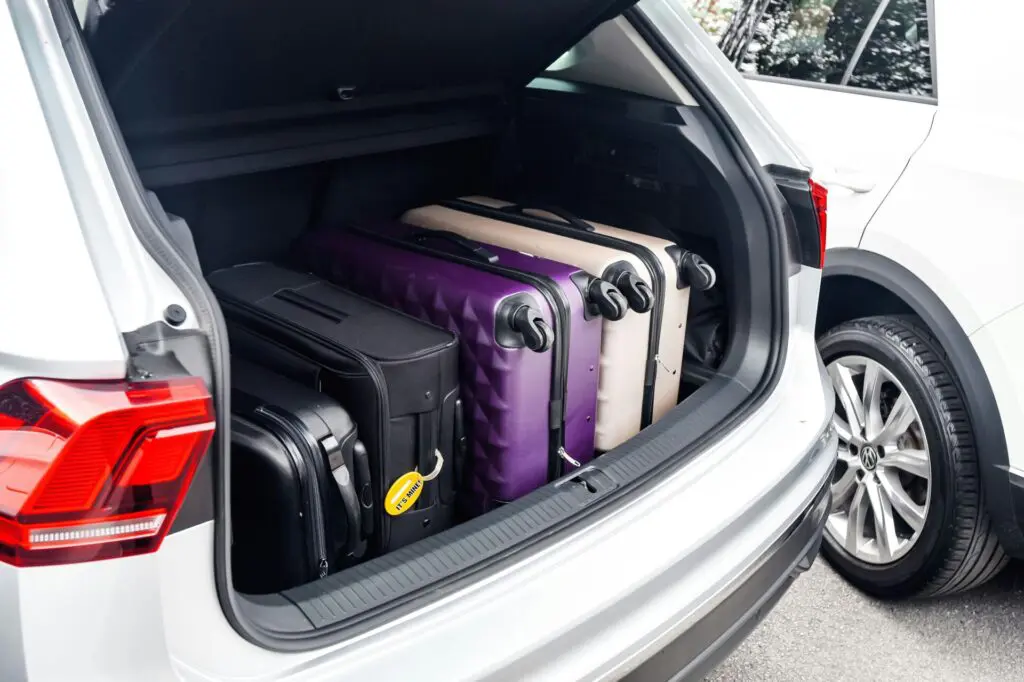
[312,430,364,559]
[453,398,467,492]
[501,204,596,232]
[352,440,375,540]
[409,230,499,264]
[329,458,364,557]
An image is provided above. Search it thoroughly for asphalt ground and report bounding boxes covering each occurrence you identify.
[705,559,1024,681]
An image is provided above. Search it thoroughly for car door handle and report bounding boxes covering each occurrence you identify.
[818,167,876,194]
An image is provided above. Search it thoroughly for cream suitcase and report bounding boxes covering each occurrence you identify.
[401,197,716,451]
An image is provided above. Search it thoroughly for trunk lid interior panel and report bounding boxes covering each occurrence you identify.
[85,0,640,131]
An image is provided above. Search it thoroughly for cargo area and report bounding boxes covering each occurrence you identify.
[151,78,737,574]
[64,0,789,643]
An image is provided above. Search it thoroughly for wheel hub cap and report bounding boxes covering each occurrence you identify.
[823,355,932,565]
[859,446,879,471]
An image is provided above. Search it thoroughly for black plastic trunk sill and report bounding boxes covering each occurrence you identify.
[43,0,792,652]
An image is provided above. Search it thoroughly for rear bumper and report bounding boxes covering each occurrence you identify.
[156,353,838,681]
[0,432,837,682]
[623,473,831,682]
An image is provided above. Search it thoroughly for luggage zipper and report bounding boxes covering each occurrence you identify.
[352,228,576,480]
[325,348,391,548]
[253,406,330,579]
[442,199,668,427]
[220,298,394,552]
[557,447,581,468]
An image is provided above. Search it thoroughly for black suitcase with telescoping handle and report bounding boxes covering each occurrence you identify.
[209,262,462,559]
[230,359,371,594]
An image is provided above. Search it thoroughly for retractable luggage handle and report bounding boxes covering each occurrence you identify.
[501,203,596,232]
[408,229,499,264]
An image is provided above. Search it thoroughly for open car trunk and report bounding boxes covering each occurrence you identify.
[69,0,789,648]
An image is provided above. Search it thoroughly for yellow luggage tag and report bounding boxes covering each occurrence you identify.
[384,450,444,516]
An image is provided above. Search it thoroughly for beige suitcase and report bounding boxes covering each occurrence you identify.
[401,197,715,452]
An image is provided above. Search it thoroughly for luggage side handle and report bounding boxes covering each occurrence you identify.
[453,398,467,493]
[500,203,596,232]
[320,434,365,558]
[408,229,499,264]
[416,412,439,509]
[352,440,375,540]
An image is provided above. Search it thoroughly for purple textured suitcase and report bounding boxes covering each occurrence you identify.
[297,223,626,513]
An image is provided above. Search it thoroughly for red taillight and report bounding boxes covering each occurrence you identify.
[0,376,214,566]
[809,178,828,267]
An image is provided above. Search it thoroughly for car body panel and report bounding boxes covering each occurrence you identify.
[745,78,936,250]
[0,3,125,384]
[857,115,1024,335]
[858,0,1024,330]
[6,0,197,343]
[932,0,1024,114]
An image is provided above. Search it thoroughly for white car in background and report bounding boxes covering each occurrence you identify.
[687,0,1024,598]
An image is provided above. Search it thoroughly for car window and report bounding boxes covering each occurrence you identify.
[684,0,934,97]
[845,0,932,95]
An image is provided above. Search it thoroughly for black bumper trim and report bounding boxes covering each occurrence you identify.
[623,476,832,682]
[1006,469,1024,548]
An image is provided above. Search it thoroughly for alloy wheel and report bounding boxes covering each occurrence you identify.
[824,355,932,564]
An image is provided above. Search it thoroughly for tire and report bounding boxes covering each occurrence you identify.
[817,315,1008,599]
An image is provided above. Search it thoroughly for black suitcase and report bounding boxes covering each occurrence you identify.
[209,262,462,555]
[230,360,369,593]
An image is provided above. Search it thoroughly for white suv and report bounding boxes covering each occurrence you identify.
[687,0,1024,599]
[1,0,836,679]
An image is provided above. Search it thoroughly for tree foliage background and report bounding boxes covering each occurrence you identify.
[683,0,932,97]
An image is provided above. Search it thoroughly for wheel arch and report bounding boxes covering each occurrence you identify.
[821,247,1024,556]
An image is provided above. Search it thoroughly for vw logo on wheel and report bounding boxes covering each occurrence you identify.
[860,446,879,471]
